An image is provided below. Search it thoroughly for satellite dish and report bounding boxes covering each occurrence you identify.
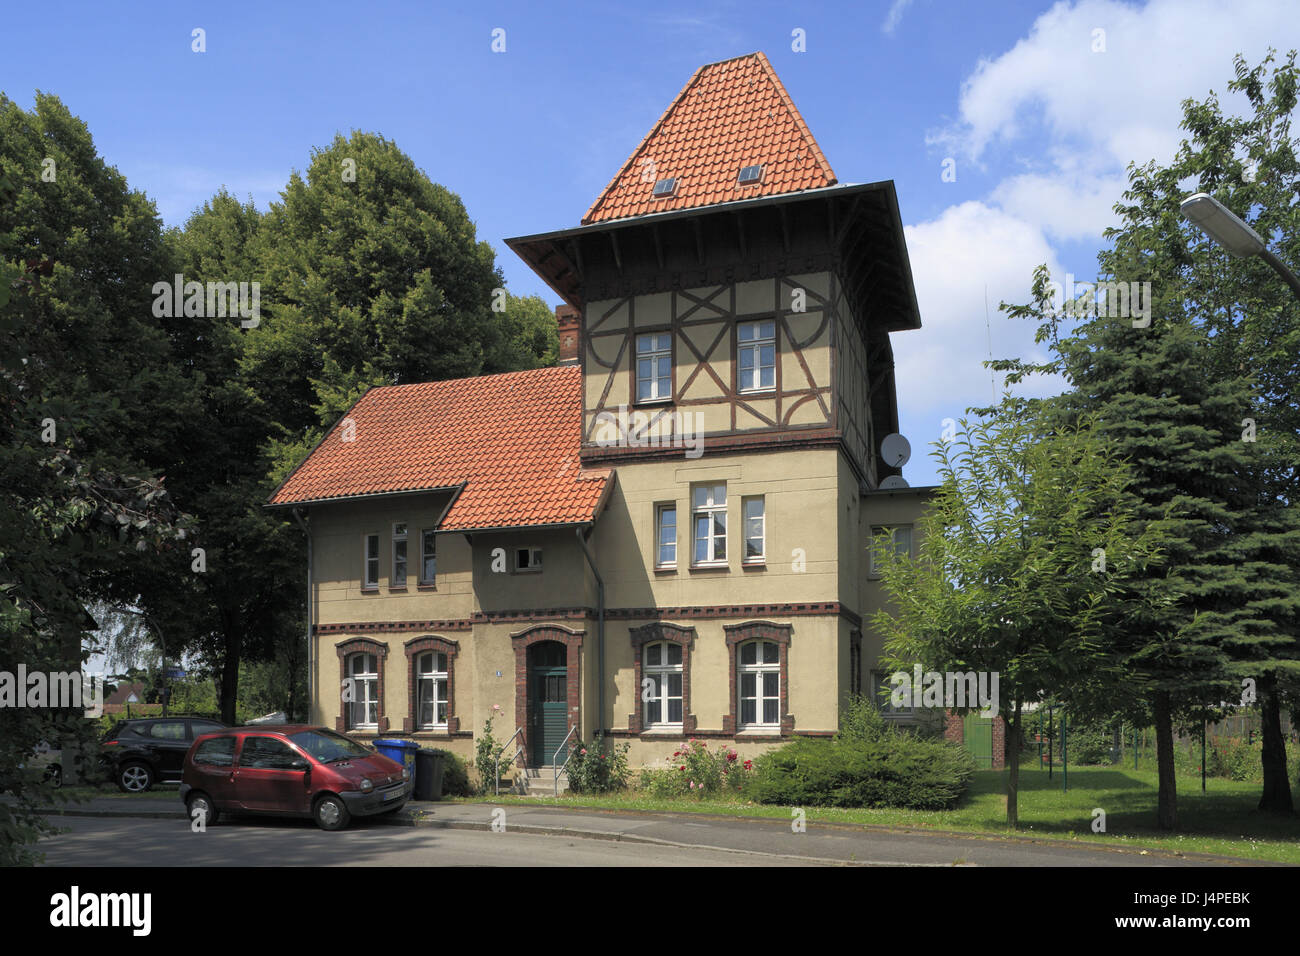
[879,475,910,490]
[880,433,911,468]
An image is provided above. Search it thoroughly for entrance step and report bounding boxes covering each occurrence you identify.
[510,766,569,796]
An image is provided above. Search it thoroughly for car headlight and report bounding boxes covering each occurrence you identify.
[401,767,410,781]
[359,778,373,792]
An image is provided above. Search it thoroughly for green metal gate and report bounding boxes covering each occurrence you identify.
[963,712,994,769]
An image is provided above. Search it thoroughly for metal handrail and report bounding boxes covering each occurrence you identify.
[553,725,578,797]
[494,727,523,797]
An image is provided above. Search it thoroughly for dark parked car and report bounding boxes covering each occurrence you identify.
[102,717,228,792]
[180,725,411,831]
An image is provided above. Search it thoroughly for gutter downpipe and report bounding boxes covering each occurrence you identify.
[292,508,312,722]
[575,526,605,745]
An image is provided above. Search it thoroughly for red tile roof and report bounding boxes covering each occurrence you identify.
[582,51,837,225]
[268,366,610,531]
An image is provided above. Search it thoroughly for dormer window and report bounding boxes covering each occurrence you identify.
[652,178,678,198]
[737,164,763,185]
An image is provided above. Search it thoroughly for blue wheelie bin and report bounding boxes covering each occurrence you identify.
[371,738,419,786]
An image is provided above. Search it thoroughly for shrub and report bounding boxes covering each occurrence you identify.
[749,734,976,810]
[637,739,755,798]
[565,734,631,794]
[1064,723,1118,766]
[837,693,889,743]
[1207,736,1260,782]
[474,714,512,794]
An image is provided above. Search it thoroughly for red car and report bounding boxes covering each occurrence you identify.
[180,725,410,830]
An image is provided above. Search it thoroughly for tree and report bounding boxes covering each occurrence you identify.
[0,93,190,860]
[1108,50,1300,814]
[243,130,521,477]
[131,189,304,726]
[872,399,1165,827]
[142,135,559,723]
[993,51,1300,820]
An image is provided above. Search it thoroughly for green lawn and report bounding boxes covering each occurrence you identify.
[458,763,1300,864]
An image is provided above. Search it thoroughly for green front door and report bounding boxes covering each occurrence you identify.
[529,642,569,766]
[963,712,994,769]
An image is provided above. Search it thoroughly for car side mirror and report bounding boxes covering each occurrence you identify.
[289,759,309,771]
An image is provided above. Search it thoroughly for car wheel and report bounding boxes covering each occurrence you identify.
[46,765,62,789]
[118,761,154,793]
[186,792,220,827]
[313,794,350,831]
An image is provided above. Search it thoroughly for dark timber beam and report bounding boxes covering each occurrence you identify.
[609,231,623,275]
[836,194,865,246]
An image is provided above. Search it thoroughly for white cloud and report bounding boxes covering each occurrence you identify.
[882,0,915,35]
[892,201,1068,458]
[991,169,1128,242]
[930,0,1300,244]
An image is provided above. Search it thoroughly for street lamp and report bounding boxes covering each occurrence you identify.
[1180,192,1300,300]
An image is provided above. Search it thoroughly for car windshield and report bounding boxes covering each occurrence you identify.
[288,729,372,763]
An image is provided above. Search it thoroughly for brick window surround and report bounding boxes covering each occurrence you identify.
[335,638,390,733]
[510,624,584,767]
[627,622,697,734]
[722,621,794,735]
[402,635,460,733]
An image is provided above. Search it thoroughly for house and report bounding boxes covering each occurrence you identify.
[268,51,932,774]
[103,681,146,716]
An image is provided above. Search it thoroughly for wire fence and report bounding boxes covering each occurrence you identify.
[1024,709,1298,780]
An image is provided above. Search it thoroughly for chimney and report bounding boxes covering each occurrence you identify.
[556,304,581,366]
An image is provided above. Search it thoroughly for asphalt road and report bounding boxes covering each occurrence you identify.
[32,803,1260,867]
[38,814,815,867]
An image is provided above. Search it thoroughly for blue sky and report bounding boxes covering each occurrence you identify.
[4,0,1297,486]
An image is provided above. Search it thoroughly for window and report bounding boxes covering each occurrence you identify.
[346,653,379,730]
[737,320,775,392]
[655,503,677,568]
[404,637,459,734]
[238,736,302,770]
[629,622,696,734]
[643,641,684,727]
[416,652,448,729]
[363,534,379,589]
[515,547,542,572]
[291,729,372,762]
[419,529,436,585]
[148,720,186,740]
[742,496,765,563]
[692,484,727,565]
[193,736,236,767]
[739,640,781,727]
[868,525,913,578]
[392,523,407,588]
[737,164,764,184]
[636,332,672,403]
[873,671,914,718]
[652,177,677,197]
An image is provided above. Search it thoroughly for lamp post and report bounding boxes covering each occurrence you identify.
[1180,192,1300,301]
